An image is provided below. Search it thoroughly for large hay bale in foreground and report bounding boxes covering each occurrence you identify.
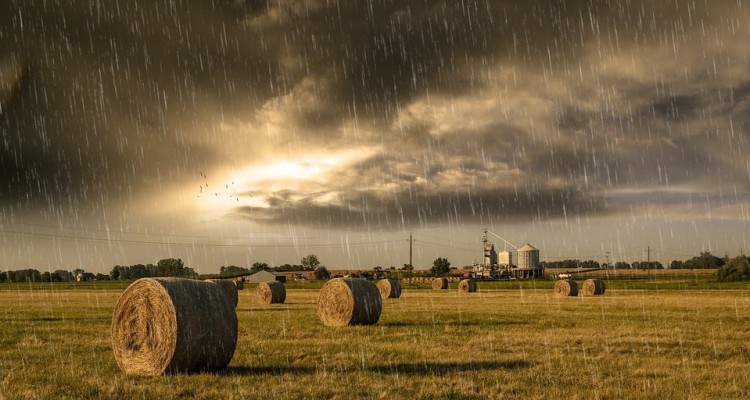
[554,279,579,297]
[111,278,238,376]
[376,279,402,299]
[317,278,382,327]
[458,279,477,293]
[582,278,606,296]
[432,277,449,290]
[206,279,239,307]
[257,281,286,304]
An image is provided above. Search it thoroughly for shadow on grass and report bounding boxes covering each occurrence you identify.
[366,360,532,375]
[381,319,528,328]
[238,307,290,312]
[223,365,317,376]
[238,304,310,312]
[224,360,531,376]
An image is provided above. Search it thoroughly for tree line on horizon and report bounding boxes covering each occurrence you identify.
[2,252,749,283]
[0,258,195,283]
[541,251,729,270]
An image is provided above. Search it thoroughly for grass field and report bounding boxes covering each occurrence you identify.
[2,276,750,399]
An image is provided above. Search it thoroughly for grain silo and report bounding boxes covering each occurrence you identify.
[498,250,513,276]
[483,242,498,267]
[515,243,542,278]
[498,250,512,267]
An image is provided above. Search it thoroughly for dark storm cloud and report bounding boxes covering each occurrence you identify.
[238,0,710,129]
[0,0,276,210]
[235,185,605,229]
[2,0,749,229]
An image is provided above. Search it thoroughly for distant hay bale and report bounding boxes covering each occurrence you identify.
[256,281,286,304]
[554,279,579,297]
[317,278,382,327]
[206,279,239,307]
[234,279,245,290]
[582,278,606,296]
[376,279,401,299]
[111,278,238,376]
[432,277,449,290]
[458,279,477,293]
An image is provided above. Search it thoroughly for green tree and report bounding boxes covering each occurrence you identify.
[251,262,270,273]
[632,261,663,269]
[72,268,85,280]
[301,254,321,270]
[274,263,302,272]
[156,258,185,277]
[681,252,725,269]
[431,257,451,276]
[717,256,750,281]
[313,266,330,280]
[401,263,414,282]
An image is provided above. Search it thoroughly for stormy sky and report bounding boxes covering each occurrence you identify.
[1,0,749,273]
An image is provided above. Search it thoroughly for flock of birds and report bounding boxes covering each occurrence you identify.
[196,171,250,202]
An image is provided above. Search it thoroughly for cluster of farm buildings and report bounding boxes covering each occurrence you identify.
[241,230,543,283]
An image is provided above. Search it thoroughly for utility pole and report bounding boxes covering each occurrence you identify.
[646,246,651,264]
[407,233,415,283]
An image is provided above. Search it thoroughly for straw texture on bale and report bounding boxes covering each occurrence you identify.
[432,277,449,290]
[458,279,477,293]
[111,278,238,376]
[317,278,382,327]
[376,279,402,299]
[257,281,286,304]
[206,279,239,307]
[582,278,606,296]
[234,279,245,290]
[554,279,579,297]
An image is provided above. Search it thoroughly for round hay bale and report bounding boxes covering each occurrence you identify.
[234,279,245,291]
[111,278,238,376]
[458,279,477,293]
[206,279,239,307]
[554,279,579,297]
[317,278,382,327]
[256,281,286,304]
[431,277,449,290]
[376,279,402,299]
[582,278,606,296]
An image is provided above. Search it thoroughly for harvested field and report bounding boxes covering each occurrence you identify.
[2,280,750,399]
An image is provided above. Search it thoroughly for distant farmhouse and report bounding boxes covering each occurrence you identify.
[245,270,286,283]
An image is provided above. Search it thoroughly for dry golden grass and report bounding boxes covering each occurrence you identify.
[2,283,750,399]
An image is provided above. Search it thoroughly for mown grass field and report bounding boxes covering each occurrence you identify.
[2,275,750,399]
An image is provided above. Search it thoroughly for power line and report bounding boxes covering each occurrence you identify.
[0,229,404,249]
[0,219,404,242]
